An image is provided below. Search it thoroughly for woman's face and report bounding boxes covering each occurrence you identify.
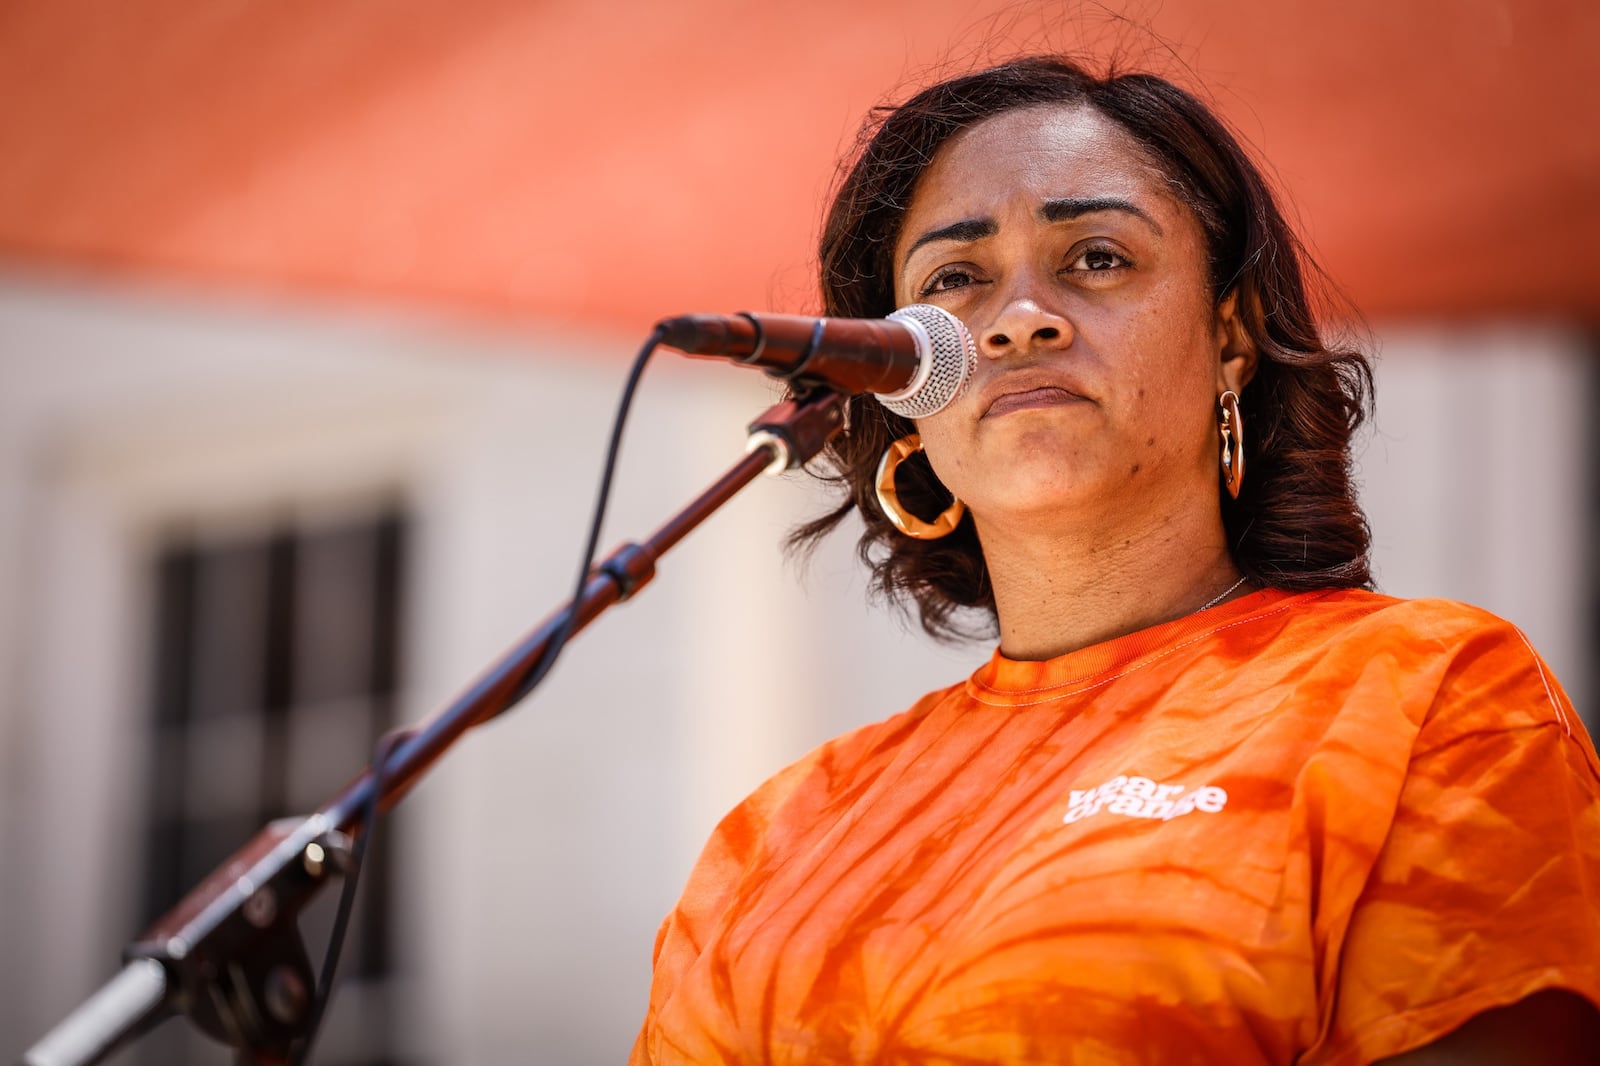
[892,103,1252,532]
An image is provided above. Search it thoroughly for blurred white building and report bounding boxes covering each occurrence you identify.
[0,274,1592,1063]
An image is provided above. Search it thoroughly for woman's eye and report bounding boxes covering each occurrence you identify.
[1067,246,1131,273]
[919,268,976,296]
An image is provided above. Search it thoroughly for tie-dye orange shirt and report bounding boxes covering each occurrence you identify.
[633,589,1600,1065]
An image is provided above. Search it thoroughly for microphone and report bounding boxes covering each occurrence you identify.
[656,304,977,419]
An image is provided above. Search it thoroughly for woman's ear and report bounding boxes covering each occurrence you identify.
[1215,289,1259,394]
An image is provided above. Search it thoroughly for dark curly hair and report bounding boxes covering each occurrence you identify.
[792,55,1374,641]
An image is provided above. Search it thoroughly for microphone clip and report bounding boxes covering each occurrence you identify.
[745,390,848,475]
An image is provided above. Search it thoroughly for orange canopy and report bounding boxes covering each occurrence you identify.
[0,0,1595,330]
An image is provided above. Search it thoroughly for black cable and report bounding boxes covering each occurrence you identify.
[500,325,664,708]
[288,325,665,1063]
[291,727,407,1066]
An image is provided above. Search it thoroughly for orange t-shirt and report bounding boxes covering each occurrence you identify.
[632,589,1600,1065]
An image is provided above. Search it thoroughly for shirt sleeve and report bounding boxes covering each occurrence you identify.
[628,750,818,1066]
[1312,616,1600,1065]
[628,689,950,1065]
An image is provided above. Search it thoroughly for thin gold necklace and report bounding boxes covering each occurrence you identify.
[1199,575,1249,613]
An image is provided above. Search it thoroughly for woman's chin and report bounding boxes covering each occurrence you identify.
[966,461,1200,530]
[966,476,1110,525]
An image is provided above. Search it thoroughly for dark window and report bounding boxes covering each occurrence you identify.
[136,512,410,1065]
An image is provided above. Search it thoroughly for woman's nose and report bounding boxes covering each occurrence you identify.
[979,288,1073,359]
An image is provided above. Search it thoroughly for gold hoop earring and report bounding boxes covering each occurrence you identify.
[1219,390,1245,500]
[875,434,965,540]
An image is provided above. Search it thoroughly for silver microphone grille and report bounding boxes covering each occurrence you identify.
[877,304,977,419]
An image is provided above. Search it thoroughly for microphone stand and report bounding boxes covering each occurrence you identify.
[15,388,847,1066]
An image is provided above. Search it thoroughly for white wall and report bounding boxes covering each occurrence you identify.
[0,277,978,1064]
[0,277,1591,1062]
[1359,324,1594,714]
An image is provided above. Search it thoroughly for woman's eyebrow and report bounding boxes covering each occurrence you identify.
[1041,197,1164,236]
[901,218,998,269]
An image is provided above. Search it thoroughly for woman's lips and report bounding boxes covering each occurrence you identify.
[983,385,1089,418]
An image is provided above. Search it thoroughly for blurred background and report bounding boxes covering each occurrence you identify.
[1,1,1596,1062]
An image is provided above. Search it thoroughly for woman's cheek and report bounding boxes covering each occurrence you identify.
[912,418,969,494]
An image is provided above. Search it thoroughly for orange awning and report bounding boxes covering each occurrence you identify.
[0,0,1595,330]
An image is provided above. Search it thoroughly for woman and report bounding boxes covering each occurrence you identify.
[632,57,1600,1064]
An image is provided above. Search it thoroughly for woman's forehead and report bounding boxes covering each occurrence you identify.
[904,104,1175,227]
